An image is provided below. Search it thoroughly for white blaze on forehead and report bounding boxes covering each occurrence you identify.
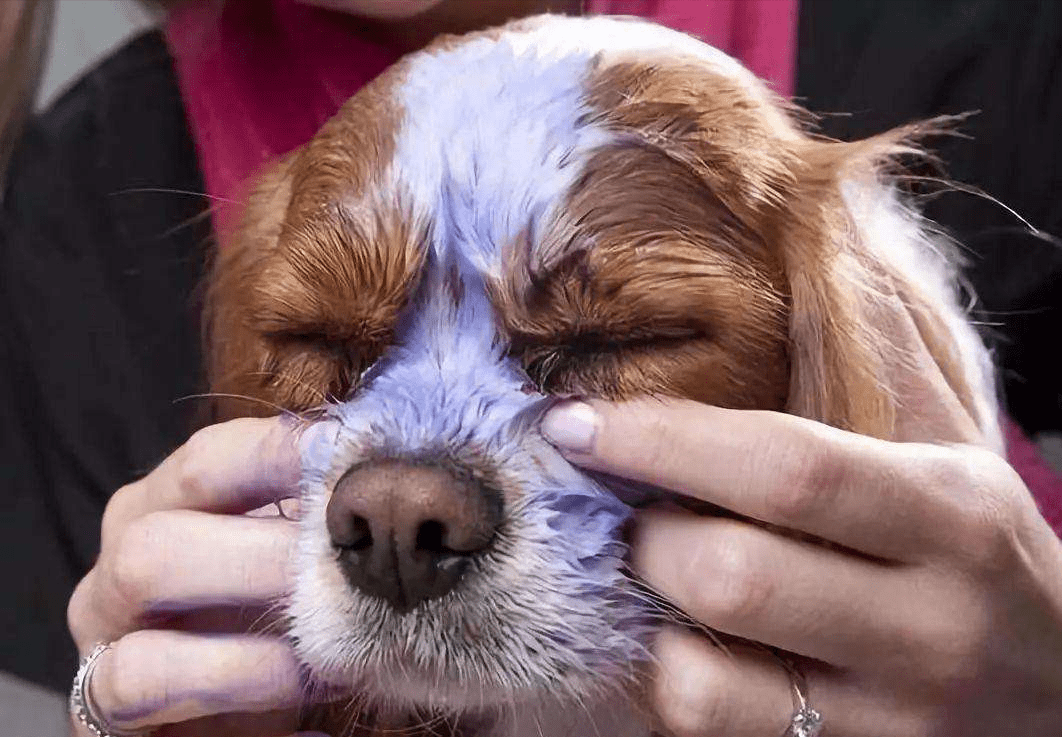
[391,25,606,278]
[388,15,781,279]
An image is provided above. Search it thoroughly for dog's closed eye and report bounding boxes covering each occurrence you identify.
[262,327,392,402]
[510,323,708,394]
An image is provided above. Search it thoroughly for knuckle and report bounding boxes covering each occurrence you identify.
[654,657,731,737]
[100,633,163,718]
[67,574,95,650]
[657,695,724,737]
[108,513,169,608]
[172,425,224,505]
[765,429,841,524]
[691,525,772,626]
[941,450,1027,567]
[912,619,983,688]
[100,483,138,552]
[894,575,990,691]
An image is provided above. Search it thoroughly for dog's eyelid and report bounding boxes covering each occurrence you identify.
[510,324,712,394]
[264,326,391,350]
[510,322,708,352]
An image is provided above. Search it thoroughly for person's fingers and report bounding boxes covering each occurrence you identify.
[631,509,981,674]
[649,627,794,737]
[69,512,298,650]
[89,631,306,733]
[650,627,920,737]
[101,417,303,547]
[541,398,1010,562]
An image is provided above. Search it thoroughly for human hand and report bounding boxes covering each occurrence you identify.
[66,418,323,737]
[542,399,1062,737]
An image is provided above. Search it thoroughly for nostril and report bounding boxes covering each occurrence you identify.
[415,515,496,555]
[415,519,447,553]
[334,514,373,551]
[348,515,372,550]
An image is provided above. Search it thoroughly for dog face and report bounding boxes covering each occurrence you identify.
[206,14,1001,728]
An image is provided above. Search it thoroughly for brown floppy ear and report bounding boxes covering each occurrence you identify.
[203,155,296,421]
[780,128,1001,449]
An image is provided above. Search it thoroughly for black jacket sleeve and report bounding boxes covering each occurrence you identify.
[0,31,210,691]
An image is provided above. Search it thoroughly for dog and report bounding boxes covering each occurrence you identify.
[205,14,1002,736]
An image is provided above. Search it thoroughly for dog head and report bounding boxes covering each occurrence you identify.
[206,13,1001,729]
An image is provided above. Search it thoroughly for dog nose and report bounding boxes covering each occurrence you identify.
[326,460,504,611]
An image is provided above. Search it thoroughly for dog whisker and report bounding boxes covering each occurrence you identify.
[109,186,246,206]
[173,391,309,422]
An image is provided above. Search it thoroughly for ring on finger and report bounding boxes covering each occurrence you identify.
[70,643,143,737]
[773,653,823,737]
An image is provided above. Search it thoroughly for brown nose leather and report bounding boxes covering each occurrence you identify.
[326,460,503,611]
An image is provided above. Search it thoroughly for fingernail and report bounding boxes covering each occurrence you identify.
[541,401,598,454]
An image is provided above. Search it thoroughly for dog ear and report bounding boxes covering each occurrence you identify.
[780,128,1001,448]
[204,155,296,422]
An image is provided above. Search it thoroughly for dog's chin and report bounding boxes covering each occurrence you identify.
[365,669,538,712]
[306,662,650,737]
[308,657,621,714]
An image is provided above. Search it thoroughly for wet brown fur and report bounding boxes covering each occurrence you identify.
[206,59,427,418]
